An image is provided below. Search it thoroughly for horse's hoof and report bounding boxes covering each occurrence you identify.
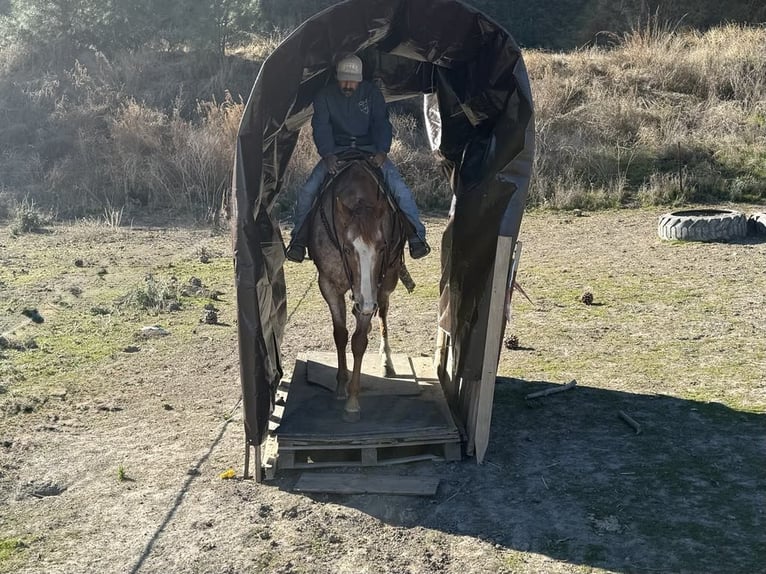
[343,409,360,423]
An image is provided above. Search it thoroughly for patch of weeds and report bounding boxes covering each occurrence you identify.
[90,305,112,316]
[501,550,525,569]
[0,537,27,562]
[102,204,124,228]
[3,395,46,416]
[118,274,179,312]
[117,465,126,481]
[10,199,49,235]
[0,335,26,351]
[196,246,213,263]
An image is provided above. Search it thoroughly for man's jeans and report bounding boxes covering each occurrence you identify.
[290,159,426,243]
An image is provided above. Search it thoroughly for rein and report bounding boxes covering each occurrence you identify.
[317,158,404,294]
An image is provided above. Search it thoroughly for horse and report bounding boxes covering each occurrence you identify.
[308,154,409,422]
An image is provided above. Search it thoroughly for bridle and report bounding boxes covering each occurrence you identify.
[317,158,405,299]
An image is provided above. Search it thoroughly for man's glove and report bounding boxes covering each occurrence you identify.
[323,154,338,174]
[372,152,387,168]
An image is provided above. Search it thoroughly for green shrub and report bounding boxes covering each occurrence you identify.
[118,275,179,312]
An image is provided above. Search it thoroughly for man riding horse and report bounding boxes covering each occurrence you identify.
[285,54,431,263]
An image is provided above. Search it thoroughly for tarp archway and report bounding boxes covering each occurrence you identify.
[232,0,535,453]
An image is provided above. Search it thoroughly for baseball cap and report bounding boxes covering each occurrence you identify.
[336,55,363,82]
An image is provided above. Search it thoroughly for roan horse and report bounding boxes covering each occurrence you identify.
[308,154,409,422]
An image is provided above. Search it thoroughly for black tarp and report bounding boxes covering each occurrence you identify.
[232,0,535,448]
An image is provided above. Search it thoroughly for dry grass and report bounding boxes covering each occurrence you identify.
[527,23,766,208]
[0,24,765,220]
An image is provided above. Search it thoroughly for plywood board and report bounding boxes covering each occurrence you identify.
[471,235,513,463]
[294,472,440,496]
[277,355,459,445]
[306,352,419,396]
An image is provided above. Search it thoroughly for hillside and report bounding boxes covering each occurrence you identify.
[0,3,765,224]
[259,0,766,49]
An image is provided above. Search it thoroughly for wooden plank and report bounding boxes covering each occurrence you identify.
[277,374,453,441]
[286,453,447,469]
[443,441,462,462]
[279,436,459,451]
[278,450,295,470]
[473,235,514,464]
[374,454,441,465]
[305,352,419,395]
[276,354,461,473]
[261,431,280,481]
[409,355,440,382]
[294,473,440,496]
[280,438,460,470]
[306,351,416,379]
[361,448,378,466]
[435,328,458,410]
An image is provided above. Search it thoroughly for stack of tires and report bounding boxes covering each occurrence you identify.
[658,209,766,241]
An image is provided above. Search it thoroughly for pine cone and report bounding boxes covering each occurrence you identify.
[581,291,594,305]
[504,334,519,350]
[203,309,218,325]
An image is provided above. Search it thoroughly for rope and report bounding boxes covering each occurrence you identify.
[285,268,317,326]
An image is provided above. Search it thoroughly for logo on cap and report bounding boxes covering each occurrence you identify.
[336,55,363,82]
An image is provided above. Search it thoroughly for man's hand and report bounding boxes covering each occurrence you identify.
[372,152,387,168]
[323,154,338,174]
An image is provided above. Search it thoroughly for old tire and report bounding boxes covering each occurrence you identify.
[748,212,766,236]
[657,209,748,242]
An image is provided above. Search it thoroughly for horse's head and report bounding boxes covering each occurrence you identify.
[334,162,394,316]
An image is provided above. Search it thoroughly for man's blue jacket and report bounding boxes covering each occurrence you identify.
[311,81,393,157]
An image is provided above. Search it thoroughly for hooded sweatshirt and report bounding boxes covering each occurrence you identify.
[311,81,393,157]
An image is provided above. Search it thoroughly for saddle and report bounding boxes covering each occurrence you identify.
[320,149,387,203]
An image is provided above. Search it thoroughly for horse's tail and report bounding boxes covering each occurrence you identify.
[398,261,415,293]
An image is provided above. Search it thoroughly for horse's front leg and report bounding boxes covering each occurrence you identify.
[344,309,374,422]
[318,278,349,397]
[377,289,395,377]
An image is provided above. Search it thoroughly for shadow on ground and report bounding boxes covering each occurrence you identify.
[277,378,766,573]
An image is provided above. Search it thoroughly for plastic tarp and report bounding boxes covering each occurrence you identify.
[232,0,535,447]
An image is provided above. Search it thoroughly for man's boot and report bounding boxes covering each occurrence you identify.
[408,236,430,259]
[285,242,306,263]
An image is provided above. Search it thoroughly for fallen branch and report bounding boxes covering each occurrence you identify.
[618,410,642,434]
[512,280,535,306]
[525,379,577,400]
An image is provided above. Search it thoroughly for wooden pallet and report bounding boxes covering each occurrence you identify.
[274,353,461,471]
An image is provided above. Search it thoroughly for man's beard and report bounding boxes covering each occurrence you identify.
[342,88,354,96]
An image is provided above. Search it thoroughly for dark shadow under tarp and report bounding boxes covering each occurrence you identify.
[232,0,535,451]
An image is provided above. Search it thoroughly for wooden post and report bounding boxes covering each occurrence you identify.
[243,440,263,482]
[435,326,458,411]
[471,235,514,464]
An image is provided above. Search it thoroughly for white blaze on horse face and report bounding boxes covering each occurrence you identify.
[352,236,378,315]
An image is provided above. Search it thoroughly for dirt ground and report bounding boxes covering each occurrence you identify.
[1,207,764,574]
